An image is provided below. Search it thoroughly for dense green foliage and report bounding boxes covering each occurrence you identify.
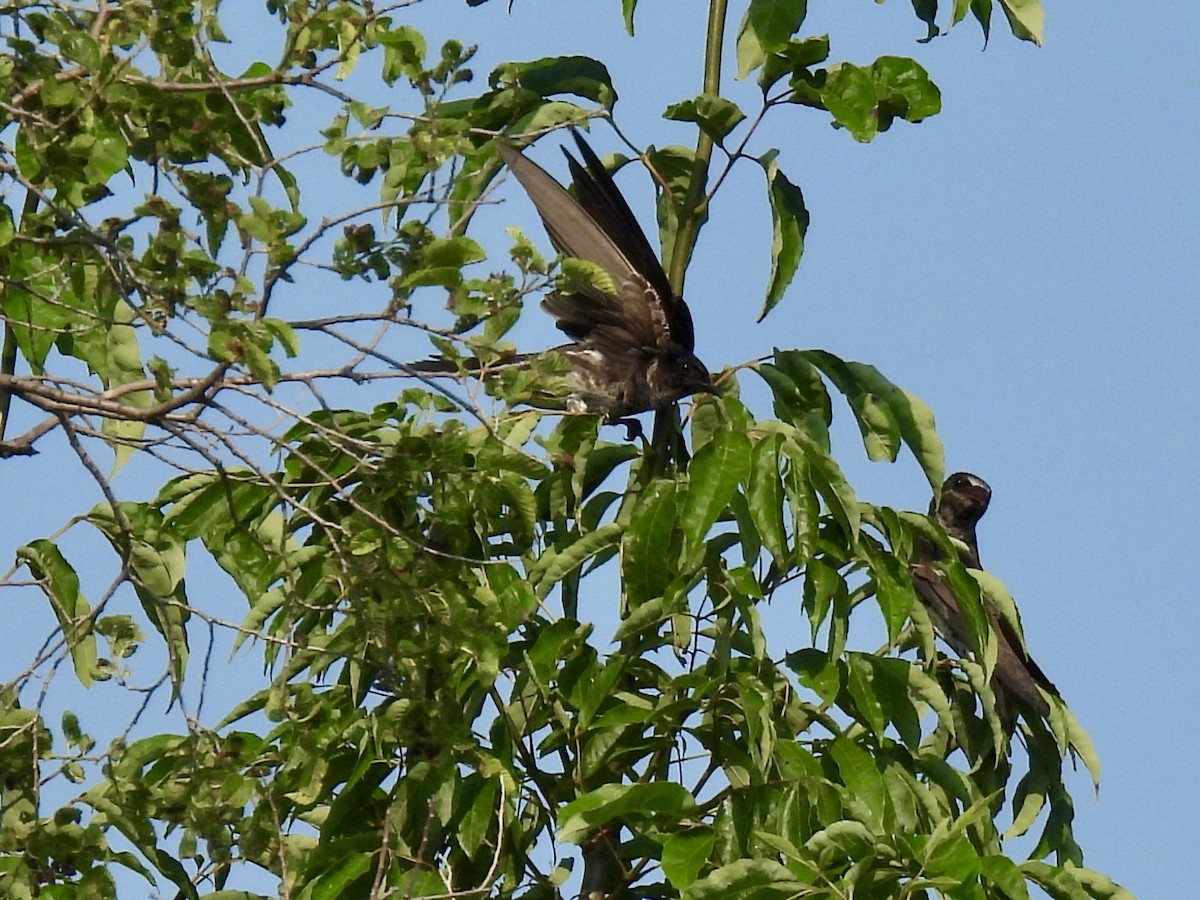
[0,2,1130,899]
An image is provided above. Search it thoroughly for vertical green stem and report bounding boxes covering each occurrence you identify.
[666,0,727,295]
[649,0,728,468]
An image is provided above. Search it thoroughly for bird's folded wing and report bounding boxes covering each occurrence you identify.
[911,563,1055,718]
[910,564,975,655]
[984,597,1060,699]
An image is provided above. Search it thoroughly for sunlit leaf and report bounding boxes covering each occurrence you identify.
[999,0,1044,45]
[735,0,810,79]
[622,479,681,605]
[830,736,888,832]
[661,828,715,890]
[684,858,803,898]
[16,540,99,687]
[664,94,747,142]
[530,522,623,597]
[558,782,696,843]
[681,431,752,567]
[498,55,618,108]
[758,150,809,320]
[747,433,788,567]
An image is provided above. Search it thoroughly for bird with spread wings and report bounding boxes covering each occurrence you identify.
[411,131,713,429]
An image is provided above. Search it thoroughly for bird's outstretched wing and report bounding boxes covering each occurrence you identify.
[496,131,696,355]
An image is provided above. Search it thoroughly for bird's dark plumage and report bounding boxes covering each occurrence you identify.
[414,132,712,425]
[910,472,1059,727]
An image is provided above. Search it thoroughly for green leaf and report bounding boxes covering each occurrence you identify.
[804,819,875,865]
[262,317,300,357]
[924,830,981,881]
[830,736,888,832]
[860,538,916,644]
[684,858,803,899]
[848,654,929,749]
[910,0,939,42]
[905,663,956,740]
[498,55,618,109]
[971,569,1029,646]
[980,854,1032,900]
[786,647,840,704]
[423,235,487,268]
[661,828,715,890]
[820,57,941,141]
[871,56,942,125]
[785,428,859,544]
[101,301,150,474]
[801,350,944,491]
[622,479,681,605]
[458,777,499,857]
[758,149,809,321]
[529,522,623,598]
[1007,762,1049,840]
[999,0,1045,45]
[972,0,994,43]
[759,34,831,92]
[379,25,426,85]
[83,126,130,186]
[558,783,696,843]
[87,503,190,686]
[1059,701,1103,790]
[16,540,99,686]
[558,256,618,297]
[85,783,197,898]
[1059,864,1136,900]
[747,433,788,567]
[800,559,843,643]
[821,62,877,140]
[622,0,639,35]
[735,0,810,79]
[845,653,888,738]
[939,561,994,673]
[1,246,73,370]
[613,595,666,641]
[756,350,832,438]
[681,431,752,567]
[306,852,374,900]
[664,94,747,142]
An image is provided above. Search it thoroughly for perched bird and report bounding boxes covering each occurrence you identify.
[412,131,713,428]
[909,472,1060,727]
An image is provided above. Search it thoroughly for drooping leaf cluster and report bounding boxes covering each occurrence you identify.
[0,2,1130,899]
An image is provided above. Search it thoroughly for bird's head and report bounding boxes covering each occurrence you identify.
[936,471,992,528]
[672,350,715,398]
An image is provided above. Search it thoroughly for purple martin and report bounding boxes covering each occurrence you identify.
[910,472,1060,727]
[412,131,713,427]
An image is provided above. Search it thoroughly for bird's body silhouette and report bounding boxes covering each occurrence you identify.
[910,472,1059,726]
[412,132,712,424]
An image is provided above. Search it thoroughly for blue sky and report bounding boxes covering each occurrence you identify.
[2,3,1194,896]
